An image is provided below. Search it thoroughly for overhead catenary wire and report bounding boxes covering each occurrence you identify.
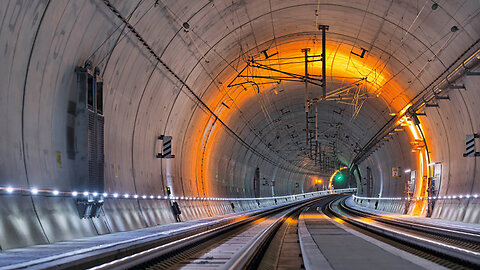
[101,0,312,175]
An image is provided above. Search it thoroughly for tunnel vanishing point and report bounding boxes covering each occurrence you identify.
[1,0,480,268]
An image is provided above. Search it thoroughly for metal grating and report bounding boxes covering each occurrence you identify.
[88,111,97,190]
[96,115,105,191]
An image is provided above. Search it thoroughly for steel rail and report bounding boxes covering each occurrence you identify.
[327,197,480,267]
[341,199,480,244]
[224,202,309,269]
[88,197,324,270]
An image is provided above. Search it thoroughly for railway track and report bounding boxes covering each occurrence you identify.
[86,193,479,270]
[89,195,333,270]
[325,196,480,269]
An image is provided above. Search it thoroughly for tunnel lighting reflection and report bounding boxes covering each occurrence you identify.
[354,193,480,201]
[0,186,355,202]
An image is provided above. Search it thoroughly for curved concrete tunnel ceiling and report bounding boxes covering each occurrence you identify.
[1,0,480,250]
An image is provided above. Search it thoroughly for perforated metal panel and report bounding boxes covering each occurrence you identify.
[88,111,97,189]
[96,115,105,191]
[75,62,105,218]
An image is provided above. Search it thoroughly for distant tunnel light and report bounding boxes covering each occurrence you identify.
[6,186,13,193]
[113,193,119,198]
[31,188,38,195]
[134,194,138,199]
[103,192,108,197]
[72,191,78,197]
[83,191,89,196]
[124,193,129,198]
[52,190,59,196]
[92,192,98,197]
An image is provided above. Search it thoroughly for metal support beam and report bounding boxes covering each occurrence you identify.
[302,48,310,147]
[466,71,480,76]
[449,84,466,90]
[319,25,329,98]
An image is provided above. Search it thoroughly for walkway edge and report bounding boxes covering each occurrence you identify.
[298,207,333,270]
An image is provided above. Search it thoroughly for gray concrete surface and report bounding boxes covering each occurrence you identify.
[300,200,446,270]
[0,0,479,251]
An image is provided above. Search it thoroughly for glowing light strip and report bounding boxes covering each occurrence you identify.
[0,186,355,202]
[353,194,479,200]
[328,167,349,193]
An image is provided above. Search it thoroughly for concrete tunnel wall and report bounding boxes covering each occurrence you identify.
[0,0,314,250]
[354,65,480,223]
[0,0,479,250]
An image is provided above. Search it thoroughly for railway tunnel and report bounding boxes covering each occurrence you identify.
[1,0,480,269]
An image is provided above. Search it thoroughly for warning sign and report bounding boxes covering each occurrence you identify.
[392,167,401,177]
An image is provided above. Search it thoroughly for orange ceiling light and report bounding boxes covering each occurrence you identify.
[313,177,323,184]
[396,115,430,216]
[191,38,412,197]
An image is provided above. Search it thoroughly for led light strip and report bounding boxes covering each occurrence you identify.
[0,186,355,202]
[353,194,479,201]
